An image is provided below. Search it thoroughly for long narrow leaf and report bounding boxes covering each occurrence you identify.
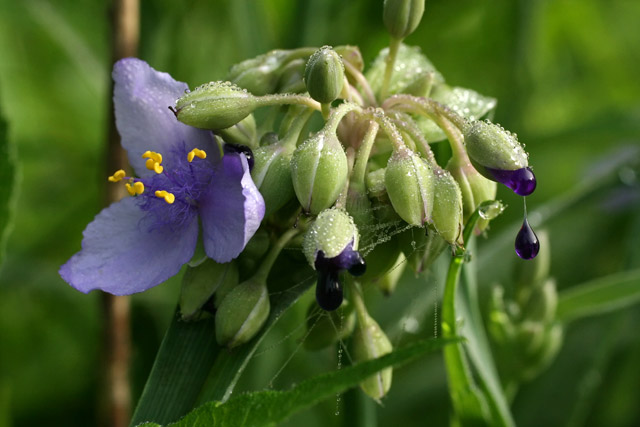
[557,268,640,323]
[139,337,460,427]
[0,101,16,266]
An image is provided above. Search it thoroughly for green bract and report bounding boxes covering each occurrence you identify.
[383,0,425,39]
[464,120,529,173]
[385,148,434,226]
[175,81,258,130]
[291,131,348,214]
[304,46,345,104]
[431,168,463,245]
[303,208,359,268]
[446,158,497,230]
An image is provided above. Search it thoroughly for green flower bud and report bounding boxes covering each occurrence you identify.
[304,301,356,351]
[228,50,295,96]
[359,237,402,284]
[446,157,497,231]
[291,132,348,214]
[216,114,258,150]
[215,277,270,348]
[180,259,238,321]
[522,324,562,381]
[431,168,463,245]
[464,120,528,172]
[175,81,258,130]
[385,148,434,226]
[304,46,345,104]
[334,45,364,73]
[237,228,271,278]
[383,0,425,39]
[402,71,435,97]
[303,208,359,268]
[365,168,387,199]
[352,312,393,400]
[346,181,375,236]
[252,142,296,216]
[400,226,447,274]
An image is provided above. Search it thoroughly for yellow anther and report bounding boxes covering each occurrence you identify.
[155,190,175,204]
[142,151,163,163]
[125,183,136,196]
[145,158,164,174]
[132,181,144,194]
[108,169,126,182]
[187,148,207,163]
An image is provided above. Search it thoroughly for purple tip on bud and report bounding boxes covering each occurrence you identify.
[313,242,366,310]
[486,166,537,196]
[316,270,343,311]
[515,217,540,260]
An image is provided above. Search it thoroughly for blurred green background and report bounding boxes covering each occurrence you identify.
[0,0,639,426]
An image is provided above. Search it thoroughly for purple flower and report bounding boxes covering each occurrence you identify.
[60,58,265,295]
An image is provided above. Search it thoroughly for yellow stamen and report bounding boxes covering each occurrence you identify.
[108,169,126,182]
[155,190,175,204]
[143,151,164,173]
[125,183,136,196]
[132,181,144,194]
[187,148,207,163]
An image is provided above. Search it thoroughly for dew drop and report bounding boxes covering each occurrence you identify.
[515,205,539,260]
[316,270,343,311]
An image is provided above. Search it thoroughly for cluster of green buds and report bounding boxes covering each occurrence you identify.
[487,231,562,386]
[172,0,540,401]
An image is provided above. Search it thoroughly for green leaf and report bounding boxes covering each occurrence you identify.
[138,337,460,427]
[556,268,640,323]
[0,100,16,266]
[130,276,314,426]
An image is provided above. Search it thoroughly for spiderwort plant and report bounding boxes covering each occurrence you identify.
[59,59,265,295]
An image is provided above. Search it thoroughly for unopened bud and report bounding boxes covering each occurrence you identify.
[304,46,345,104]
[228,50,295,96]
[352,312,393,400]
[291,131,348,214]
[464,120,536,196]
[383,0,425,39]
[400,226,447,274]
[524,279,558,325]
[431,168,463,245]
[277,58,307,93]
[217,114,258,149]
[385,148,434,226]
[215,278,270,348]
[252,142,296,216]
[376,251,407,295]
[176,81,258,130]
[446,158,497,231]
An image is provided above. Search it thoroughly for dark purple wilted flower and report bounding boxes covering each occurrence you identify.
[60,58,265,295]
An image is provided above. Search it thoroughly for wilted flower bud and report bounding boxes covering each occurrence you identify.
[303,209,366,310]
[383,0,425,39]
[464,120,536,196]
[304,300,356,351]
[304,46,345,104]
[175,81,259,130]
[215,277,270,348]
[385,148,434,226]
[291,131,348,214]
[431,168,463,245]
[252,141,296,216]
[352,311,393,400]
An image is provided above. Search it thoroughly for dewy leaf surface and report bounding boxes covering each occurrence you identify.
[137,337,460,427]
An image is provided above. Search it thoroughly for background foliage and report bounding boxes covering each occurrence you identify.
[0,0,639,426]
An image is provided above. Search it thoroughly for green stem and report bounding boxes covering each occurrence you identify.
[389,112,435,164]
[348,279,369,327]
[335,147,356,209]
[253,228,299,283]
[351,120,379,186]
[380,37,402,101]
[343,60,377,107]
[382,94,468,132]
[280,108,315,150]
[363,111,406,151]
[257,93,322,111]
[321,103,331,120]
[324,102,362,134]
